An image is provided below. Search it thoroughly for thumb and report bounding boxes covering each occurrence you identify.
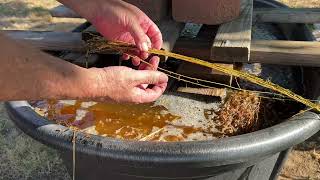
[133,70,168,85]
[129,23,150,52]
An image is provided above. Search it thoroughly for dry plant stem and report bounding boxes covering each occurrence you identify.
[86,39,320,112]
[72,130,76,180]
[216,91,261,135]
[291,108,313,118]
[138,59,289,101]
[138,57,279,98]
[70,127,83,180]
[149,49,320,112]
[139,128,164,141]
[86,36,288,97]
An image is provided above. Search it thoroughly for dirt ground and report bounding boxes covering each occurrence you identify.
[0,0,319,180]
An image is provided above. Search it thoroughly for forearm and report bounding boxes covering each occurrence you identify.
[0,33,92,101]
[57,0,110,21]
[58,0,130,23]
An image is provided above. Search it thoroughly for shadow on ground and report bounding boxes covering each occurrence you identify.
[294,131,320,151]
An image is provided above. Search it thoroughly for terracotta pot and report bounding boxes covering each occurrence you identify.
[124,0,169,22]
[172,0,241,25]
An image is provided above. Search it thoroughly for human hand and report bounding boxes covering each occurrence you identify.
[85,66,168,103]
[65,0,163,66]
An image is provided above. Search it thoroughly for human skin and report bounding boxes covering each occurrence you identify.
[0,0,168,103]
[0,33,167,103]
[59,0,163,68]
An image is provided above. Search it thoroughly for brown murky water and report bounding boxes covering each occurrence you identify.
[36,99,218,141]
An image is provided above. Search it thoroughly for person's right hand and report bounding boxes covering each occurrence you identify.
[60,0,162,67]
[85,66,168,103]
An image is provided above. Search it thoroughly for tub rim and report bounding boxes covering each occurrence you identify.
[5,0,320,168]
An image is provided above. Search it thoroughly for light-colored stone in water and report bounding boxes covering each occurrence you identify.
[75,109,88,121]
[81,101,97,108]
[58,100,76,106]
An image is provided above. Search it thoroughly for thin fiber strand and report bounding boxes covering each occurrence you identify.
[85,38,320,112]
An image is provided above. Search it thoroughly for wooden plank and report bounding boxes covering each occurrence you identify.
[4,30,320,67]
[3,30,99,67]
[50,5,80,18]
[176,62,233,84]
[177,87,227,99]
[3,30,85,52]
[211,0,253,62]
[174,38,212,60]
[176,25,233,84]
[254,8,320,23]
[60,25,100,67]
[250,40,320,66]
[176,38,320,67]
[50,4,320,24]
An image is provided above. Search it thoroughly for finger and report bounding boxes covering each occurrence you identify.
[149,56,160,70]
[132,56,141,66]
[133,70,168,85]
[130,23,149,52]
[146,21,163,50]
[140,51,149,60]
[139,35,151,59]
[121,54,130,60]
[138,62,148,71]
[133,82,167,103]
[146,35,152,48]
[139,56,159,70]
[138,56,160,89]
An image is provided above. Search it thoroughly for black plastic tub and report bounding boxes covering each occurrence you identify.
[5,0,320,179]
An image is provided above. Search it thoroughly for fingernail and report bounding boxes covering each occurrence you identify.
[146,37,152,48]
[141,42,149,52]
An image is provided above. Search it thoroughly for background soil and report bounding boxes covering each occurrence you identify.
[0,0,319,179]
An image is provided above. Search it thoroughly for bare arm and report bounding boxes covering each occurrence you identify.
[0,33,90,101]
[0,33,167,103]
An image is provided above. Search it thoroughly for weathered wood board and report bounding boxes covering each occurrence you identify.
[177,87,227,99]
[176,25,234,84]
[51,5,320,24]
[176,62,233,84]
[250,40,320,66]
[211,0,253,62]
[4,30,320,67]
[174,38,320,67]
[50,5,79,18]
[4,30,84,52]
[254,8,320,23]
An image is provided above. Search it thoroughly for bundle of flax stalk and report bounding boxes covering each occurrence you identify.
[84,34,319,135]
